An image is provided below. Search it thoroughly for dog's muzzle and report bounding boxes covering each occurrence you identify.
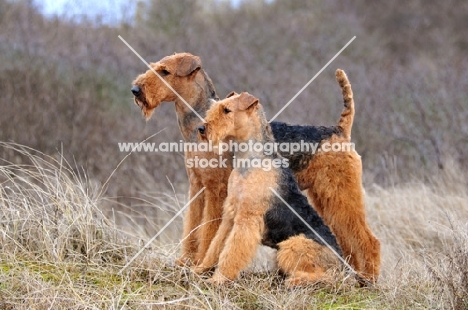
[131,85,141,97]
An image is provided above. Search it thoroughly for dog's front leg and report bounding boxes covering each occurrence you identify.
[176,177,205,267]
[209,211,264,284]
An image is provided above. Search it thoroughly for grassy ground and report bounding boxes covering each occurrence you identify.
[1,1,467,308]
[1,143,467,309]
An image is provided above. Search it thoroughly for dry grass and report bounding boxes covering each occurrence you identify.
[1,0,467,308]
[0,142,467,309]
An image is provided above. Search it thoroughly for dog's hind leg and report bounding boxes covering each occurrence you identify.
[277,235,339,287]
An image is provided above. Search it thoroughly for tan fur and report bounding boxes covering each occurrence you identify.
[335,69,354,140]
[131,58,381,284]
[291,70,380,284]
[193,93,340,286]
[132,53,230,266]
[132,53,203,127]
[205,93,261,147]
[292,69,381,284]
[277,235,339,287]
[303,134,381,284]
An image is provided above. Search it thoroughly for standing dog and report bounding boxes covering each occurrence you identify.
[131,54,380,283]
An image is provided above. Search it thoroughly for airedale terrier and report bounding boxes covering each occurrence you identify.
[193,92,342,286]
[131,54,380,284]
[203,72,380,285]
[131,53,338,265]
[132,53,231,266]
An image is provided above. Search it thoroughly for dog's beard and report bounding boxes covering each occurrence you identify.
[134,97,156,121]
[142,107,155,120]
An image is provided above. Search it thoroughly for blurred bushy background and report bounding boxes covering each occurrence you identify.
[0,0,467,223]
[1,1,467,307]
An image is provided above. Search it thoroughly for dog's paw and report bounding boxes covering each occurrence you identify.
[208,272,230,286]
[192,265,211,275]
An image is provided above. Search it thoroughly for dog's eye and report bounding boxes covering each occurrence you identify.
[160,69,170,76]
[223,107,231,114]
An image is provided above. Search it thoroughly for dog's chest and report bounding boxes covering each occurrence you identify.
[228,168,278,203]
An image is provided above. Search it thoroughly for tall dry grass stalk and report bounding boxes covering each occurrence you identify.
[365,167,468,308]
[0,142,467,308]
[0,0,467,307]
[0,142,130,263]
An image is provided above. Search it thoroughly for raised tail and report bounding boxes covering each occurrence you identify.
[335,69,355,141]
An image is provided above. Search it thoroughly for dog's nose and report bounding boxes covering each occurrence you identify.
[131,85,141,96]
[198,126,206,135]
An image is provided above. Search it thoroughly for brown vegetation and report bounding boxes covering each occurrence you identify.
[0,142,467,308]
[0,0,467,308]
[1,0,467,189]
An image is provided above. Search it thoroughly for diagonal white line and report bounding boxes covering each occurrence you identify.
[269,36,356,123]
[268,187,357,275]
[118,35,206,123]
[118,187,205,274]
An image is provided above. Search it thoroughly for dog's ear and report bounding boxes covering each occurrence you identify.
[176,55,202,77]
[238,92,259,111]
[225,91,238,99]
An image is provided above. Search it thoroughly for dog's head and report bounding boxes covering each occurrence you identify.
[131,53,202,120]
[201,92,259,152]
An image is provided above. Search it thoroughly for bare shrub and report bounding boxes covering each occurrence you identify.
[1,0,467,190]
